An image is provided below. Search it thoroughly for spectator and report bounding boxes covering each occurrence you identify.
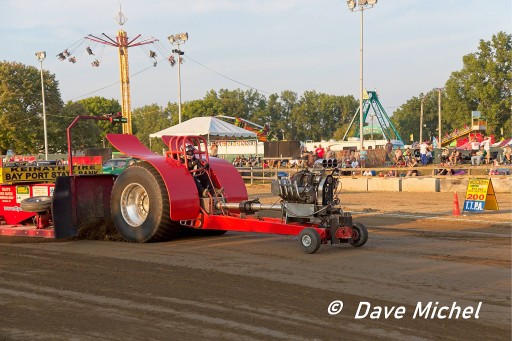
[394,148,403,164]
[426,142,433,164]
[403,147,412,164]
[407,156,418,167]
[210,142,218,157]
[359,146,367,168]
[350,157,359,169]
[449,150,460,165]
[325,146,335,159]
[471,146,485,165]
[470,137,480,151]
[440,147,450,165]
[419,140,428,165]
[233,155,241,167]
[362,169,374,176]
[315,144,325,159]
[385,139,393,162]
[406,169,419,177]
[501,145,511,164]
[480,136,491,164]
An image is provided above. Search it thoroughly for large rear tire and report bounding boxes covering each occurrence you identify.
[110,162,182,242]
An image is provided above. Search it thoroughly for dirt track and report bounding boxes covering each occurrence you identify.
[0,188,510,340]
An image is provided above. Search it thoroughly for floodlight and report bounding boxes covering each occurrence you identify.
[35,51,46,61]
[346,0,356,10]
[179,32,189,41]
[367,0,378,5]
[358,0,368,5]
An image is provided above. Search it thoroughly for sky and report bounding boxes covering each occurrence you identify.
[0,0,511,115]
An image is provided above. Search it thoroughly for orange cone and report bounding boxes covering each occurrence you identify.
[452,192,461,216]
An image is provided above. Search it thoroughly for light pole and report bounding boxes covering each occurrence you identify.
[346,0,378,151]
[35,51,48,160]
[369,112,376,140]
[420,95,424,143]
[168,32,189,124]
[437,88,443,147]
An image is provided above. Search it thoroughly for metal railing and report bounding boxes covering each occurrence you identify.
[235,164,512,182]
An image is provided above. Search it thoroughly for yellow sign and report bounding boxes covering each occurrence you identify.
[463,178,499,212]
[0,165,102,184]
[363,88,370,100]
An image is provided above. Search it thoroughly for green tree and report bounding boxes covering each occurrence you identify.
[77,96,122,144]
[132,104,172,152]
[444,31,512,138]
[60,101,103,154]
[0,61,63,154]
[391,90,443,143]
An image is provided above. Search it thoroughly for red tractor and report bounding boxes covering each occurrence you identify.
[3,115,368,253]
[50,131,367,253]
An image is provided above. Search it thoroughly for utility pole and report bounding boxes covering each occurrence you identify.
[168,33,189,124]
[346,0,378,150]
[437,88,443,147]
[35,51,48,160]
[420,95,424,143]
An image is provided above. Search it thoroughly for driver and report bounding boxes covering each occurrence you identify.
[184,144,211,197]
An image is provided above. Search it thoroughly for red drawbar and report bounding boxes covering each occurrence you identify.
[202,214,328,241]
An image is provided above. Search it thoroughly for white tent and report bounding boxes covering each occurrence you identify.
[149,117,259,155]
[149,116,257,140]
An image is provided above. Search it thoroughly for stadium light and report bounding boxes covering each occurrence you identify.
[346,0,378,150]
[35,51,49,160]
[168,32,189,124]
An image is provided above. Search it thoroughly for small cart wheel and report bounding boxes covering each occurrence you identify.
[20,196,53,213]
[298,228,321,254]
[350,222,368,247]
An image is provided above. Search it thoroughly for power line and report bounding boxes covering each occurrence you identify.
[184,54,272,95]
[70,63,157,100]
[70,52,273,102]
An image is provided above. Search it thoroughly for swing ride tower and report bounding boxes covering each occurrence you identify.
[58,8,158,135]
[84,11,157,134]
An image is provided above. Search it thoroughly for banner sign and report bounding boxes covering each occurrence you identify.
[0,165,102,184]
[463,178,499,212]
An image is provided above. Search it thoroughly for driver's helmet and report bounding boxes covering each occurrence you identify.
[185,144,195,159]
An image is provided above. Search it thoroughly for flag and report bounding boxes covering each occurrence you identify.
[410,134,414,142]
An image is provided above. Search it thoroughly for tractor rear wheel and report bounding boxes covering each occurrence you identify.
[350,222,368,247]
[110,162,182,242]
[298,228,321,254]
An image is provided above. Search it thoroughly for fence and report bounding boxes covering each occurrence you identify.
[235,164,512,184]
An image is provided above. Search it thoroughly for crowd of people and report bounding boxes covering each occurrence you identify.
[224,136,512,178]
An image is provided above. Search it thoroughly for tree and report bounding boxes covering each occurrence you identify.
[444,31,512,138]
[77,96,122,144]
[0,61,63,154]
[391,90,443,143]
[61,101,102,154]
[132,104,171,152]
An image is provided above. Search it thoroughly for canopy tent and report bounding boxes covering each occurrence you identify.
[149,116,257,141]
[149,117,259,156]
[492,137,512,147]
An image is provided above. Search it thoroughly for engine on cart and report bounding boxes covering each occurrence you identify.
[270,169,349,225]
[271,169,338,206]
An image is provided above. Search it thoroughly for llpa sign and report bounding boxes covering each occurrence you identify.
[463,179,499,212]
